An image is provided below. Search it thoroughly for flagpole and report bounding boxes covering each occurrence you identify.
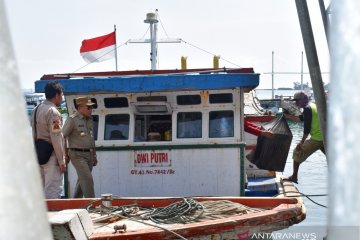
[114,24,118,71]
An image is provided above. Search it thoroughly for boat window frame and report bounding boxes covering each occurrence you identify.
[130,102,172,115]
[176,111,203,139]
[209,93,233,104]
[104,97,129,108]
[208,110,235,138]
[104,113,131,141]
[176,94,201,105]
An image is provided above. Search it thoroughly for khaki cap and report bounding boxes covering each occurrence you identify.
[75,96,95,106]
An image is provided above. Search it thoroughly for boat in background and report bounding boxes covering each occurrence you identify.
[293,81,310,90]
[24,92,44,115]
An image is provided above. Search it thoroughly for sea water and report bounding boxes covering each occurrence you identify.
[257,89,328,239]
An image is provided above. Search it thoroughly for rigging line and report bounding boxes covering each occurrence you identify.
[157,12,170,38]
[72,40,129,73]
[140,26,150,40]
[181,39,242,68]
[275,191,328,208]
[263,71,330,74]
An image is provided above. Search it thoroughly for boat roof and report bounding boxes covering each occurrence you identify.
[35,68,259,94]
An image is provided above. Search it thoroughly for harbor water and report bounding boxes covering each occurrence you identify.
[257,89,328,238]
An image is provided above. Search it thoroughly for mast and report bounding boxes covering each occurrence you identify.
[114,24,118,71]
[128,10,181,70]
[144,11,159,70]
[271,51,274,99]
[301,51,304,90]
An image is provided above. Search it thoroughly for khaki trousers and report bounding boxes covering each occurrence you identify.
[69,150,95,198]
[293,138,325,163]
[39,152,63,199]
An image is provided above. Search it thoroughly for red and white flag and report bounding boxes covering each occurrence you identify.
[80,32,116,63]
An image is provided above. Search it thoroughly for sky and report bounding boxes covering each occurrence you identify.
[4,0,330,90]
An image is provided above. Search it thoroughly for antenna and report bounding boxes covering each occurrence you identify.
[128,10,181,70]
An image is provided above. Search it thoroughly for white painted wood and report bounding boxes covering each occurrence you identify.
[0,1,53,239]
[69,147,241,197]
[66,89,246,197]
[48,209,94,240]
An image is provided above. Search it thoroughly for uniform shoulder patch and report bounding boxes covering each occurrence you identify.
[51,115,62,133]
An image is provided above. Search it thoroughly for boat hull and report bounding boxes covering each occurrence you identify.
[47,196,305,240]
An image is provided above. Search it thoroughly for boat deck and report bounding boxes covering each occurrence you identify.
[47,189,305,240]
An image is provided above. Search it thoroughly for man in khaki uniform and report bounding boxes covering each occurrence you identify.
[31,81,66,199]
[62,96,97,198]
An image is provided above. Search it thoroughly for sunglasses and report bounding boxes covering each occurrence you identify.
[81,105,93,110]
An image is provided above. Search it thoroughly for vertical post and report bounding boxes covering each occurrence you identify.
[153,16,158,69]
[149,22,155,70]
[318,0,329,49]
[239,88,245,196]
[271,51,274,99]
[301,51,304,90]
[181,56,187,70]
[213,55,220,69]
[295,0,327,150]
[114,25,118,71]
[328,1,360,239]
[0,1,53,239]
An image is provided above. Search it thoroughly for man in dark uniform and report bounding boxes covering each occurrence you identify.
[62,96,97,198]
[31,81,66,199]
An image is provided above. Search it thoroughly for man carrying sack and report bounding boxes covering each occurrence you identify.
[31,81,66,199]
[62,96,97,198]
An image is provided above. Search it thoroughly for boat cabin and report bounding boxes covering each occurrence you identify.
[36,68,262,198]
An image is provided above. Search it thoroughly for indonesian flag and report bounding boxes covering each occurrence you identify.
[80,32,116,63]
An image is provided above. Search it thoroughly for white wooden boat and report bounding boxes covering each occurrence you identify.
[35,67,305,239]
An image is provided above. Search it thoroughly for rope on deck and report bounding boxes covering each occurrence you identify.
[87,198,266,224]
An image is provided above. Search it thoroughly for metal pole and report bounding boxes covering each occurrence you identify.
[295,0,327,150]
[328,1,360,239]
[114,24,118,71]
[0,1,53,239]
[154,20,158,70]
[301,51,304,90]
[149,22,155,70]
[318,0,330,49]
[271,51,274,99]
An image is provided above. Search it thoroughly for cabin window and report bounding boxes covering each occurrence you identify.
[176,95,201,105]
[137,96,167,102]
[131,102,172,115]
[209,111,234,138]
[134,115,172,142]
[209,93,233,104]
[104,97,129,108]
[177,112,202,138]
[73,98,98,109]
[92,115,99,141]
[104,114,130,140]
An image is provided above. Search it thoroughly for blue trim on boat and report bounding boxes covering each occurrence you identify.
[34,73,259,93]
[245,177,278,197]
